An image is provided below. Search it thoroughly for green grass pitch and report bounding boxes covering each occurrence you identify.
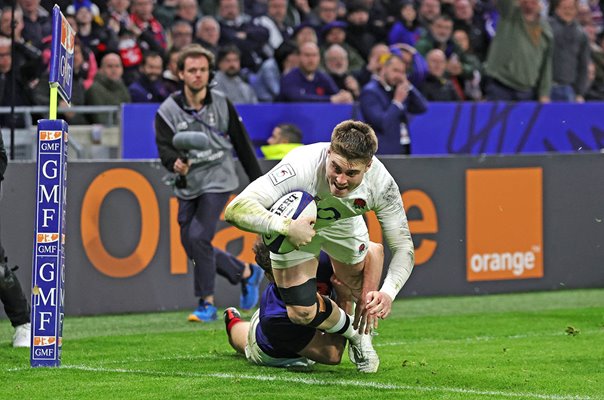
[1,289,602,399]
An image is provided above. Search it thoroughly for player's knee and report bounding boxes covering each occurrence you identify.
[285,305,316,326]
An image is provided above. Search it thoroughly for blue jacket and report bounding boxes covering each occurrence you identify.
[360,78,428,155]
[277,68,339,102]
[128,75,170,103]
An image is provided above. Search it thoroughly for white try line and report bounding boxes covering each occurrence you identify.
[8,364,593,400]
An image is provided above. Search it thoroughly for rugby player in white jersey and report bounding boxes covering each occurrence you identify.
[225,120,415,373]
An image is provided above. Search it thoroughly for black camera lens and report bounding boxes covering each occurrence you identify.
[175,175,187,188]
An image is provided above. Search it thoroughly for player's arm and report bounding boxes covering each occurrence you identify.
[368,177,415,318]
[225,153,316,245]
[354,242,385,334]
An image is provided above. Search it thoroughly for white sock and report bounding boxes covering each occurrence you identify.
[324,308,359,342]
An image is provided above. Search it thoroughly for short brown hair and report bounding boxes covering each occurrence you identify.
[330,120,378,162]
[176,43,214,72]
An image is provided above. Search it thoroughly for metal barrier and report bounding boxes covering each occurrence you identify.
[0,105,120,160]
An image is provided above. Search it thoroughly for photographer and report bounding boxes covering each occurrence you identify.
[155,44,263,322]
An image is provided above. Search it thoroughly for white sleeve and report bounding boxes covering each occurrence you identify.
[374,175,415,300]
[224,146,318,236]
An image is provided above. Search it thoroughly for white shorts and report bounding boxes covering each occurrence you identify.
[270,216,369,269]
[244,310,315,368]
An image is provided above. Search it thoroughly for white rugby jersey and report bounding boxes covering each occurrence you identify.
[226,142,414,300]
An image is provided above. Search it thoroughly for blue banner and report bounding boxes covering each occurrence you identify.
[121,103,357,159]
[30,120,68,367]
[121,102,604,159]
[48,5,75,104]
[409,102,604,155]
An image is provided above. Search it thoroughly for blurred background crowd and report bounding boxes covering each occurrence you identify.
[0,0,603,128]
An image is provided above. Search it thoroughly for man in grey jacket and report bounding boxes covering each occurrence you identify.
[155,44,263,322]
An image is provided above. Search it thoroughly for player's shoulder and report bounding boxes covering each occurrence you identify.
[282,142,329,162]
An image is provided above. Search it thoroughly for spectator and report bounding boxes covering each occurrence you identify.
[391,42,429,88]
[417,0,441,29]
[194,16,221,57]
[217,0,270,73]
[320,21,365,72]
[359,52,428,155]
[154,44,263,322]
[484,0,553,102]
[549,0,590,102]
[292,22,318,46]
[277,41,353,103]
[0,133,32,348]
[452,29,483,100]
[162,46,182,94]
[85,53,131,124]
[18,0,52,51]
[254,0,294,54]
[260,122,304,159]
[415,14,478,91]
[104,0,132,36]
[250,40,299,102]
[585,25,604,99]
[0,7,44,83]
[73,0,119,64]
[174,0,201,32]
[114,27,144,86]
[306,0,340,30]
[153,0,178,30]
[130,0,167,51]
[354,42,390,87]
[324,43,361,99]
[452,0,492,62]
[419,48,462,101]
[585,0,604,33]
[344,2,381,60]
[388,0,425,47]
[214,45,258,104]
[169,20,193,51]
[0,38,35,129]
[128,51,170,102]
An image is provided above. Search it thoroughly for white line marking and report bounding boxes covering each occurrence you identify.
[376,329,604,347]
[7,364,593,400]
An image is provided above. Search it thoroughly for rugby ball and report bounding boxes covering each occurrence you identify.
[262,191,317,254]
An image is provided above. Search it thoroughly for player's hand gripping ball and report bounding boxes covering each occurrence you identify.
[262,191,317,254]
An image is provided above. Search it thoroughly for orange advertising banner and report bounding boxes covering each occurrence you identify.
[466,168,543,282]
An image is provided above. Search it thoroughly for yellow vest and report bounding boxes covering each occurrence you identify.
[260,143,303,160]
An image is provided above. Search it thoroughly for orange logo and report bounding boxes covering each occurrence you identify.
[466,168,543,281]
[60,15,75,54]
[40,131,62,141]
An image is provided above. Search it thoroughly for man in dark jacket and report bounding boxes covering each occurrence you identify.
[0,130,31,347]
[360,52,428,155]
[128,52,170,102]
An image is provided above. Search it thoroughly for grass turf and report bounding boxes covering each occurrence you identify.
[1,289,602,399]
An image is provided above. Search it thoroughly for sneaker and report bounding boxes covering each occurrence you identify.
[13,322,31,348]
[187,302,217,322]
[348,333,380,373]
[223,307,242,332]
[240,264,263,310]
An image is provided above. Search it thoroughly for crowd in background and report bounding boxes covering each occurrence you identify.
[0,0,604,127]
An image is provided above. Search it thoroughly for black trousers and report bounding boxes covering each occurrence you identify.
[0,182,30,327]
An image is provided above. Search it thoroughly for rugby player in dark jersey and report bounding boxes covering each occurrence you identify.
[224,241,383,369]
